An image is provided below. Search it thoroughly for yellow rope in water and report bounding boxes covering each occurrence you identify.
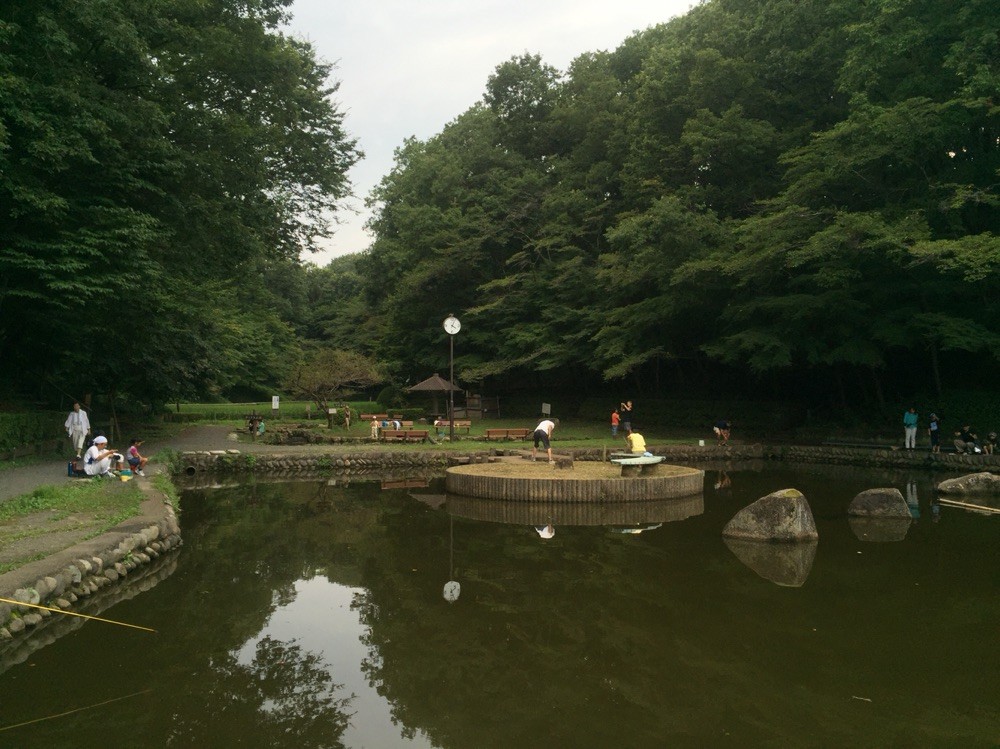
[0,597,156,633]
[0,689,152,732]
[936,498,1000,514]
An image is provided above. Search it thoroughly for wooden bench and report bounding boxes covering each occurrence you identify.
[361,413,388,421]
[610,455,665,476]
[485,427,532,441]
[381,429,429,443]
[434,419,472,434]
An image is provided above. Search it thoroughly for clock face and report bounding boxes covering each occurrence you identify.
[443,316,461,334]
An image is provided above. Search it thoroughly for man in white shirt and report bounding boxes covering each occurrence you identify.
[64,402,91,458]
[83,436,121,477]
[531,418,557,464]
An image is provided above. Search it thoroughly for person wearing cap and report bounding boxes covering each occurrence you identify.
[83,436,122,477]
[927,413,940,454]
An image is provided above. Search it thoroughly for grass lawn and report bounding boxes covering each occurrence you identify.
[0,479,145,574]
[226,416,708,451]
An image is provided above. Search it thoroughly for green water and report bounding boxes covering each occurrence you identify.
[0,464,997,748]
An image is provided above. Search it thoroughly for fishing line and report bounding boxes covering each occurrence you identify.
[0,689,152,733]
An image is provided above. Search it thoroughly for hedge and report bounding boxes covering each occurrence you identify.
[0,411,66,453]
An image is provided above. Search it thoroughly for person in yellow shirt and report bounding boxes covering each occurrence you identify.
[625,428,648,455]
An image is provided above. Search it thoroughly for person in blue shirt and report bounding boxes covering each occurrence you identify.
[903,407,919,449]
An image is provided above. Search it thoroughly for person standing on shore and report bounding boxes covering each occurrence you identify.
[928,413,940,454]
[903,407,919,450]
[532,418,557,464]
[64,402,91,459]
[619,400,633,433]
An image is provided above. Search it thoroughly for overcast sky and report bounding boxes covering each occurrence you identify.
[283,0,696,265]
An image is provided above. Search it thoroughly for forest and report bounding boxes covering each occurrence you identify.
[1,0,997,422]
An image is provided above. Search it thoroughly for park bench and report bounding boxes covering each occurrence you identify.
[434,419,472,434]
[381,429,429,443]
[610,454,665,477]
[361,413,389,421]
[485,427,531,441]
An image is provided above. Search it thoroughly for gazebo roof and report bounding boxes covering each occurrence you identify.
[407,373,461,392]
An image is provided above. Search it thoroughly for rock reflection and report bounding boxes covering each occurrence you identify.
[723,538,818,587]
[848,516,912,542]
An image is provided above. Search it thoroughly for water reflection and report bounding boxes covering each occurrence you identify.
[848,515,912,542]
[723,538,818,587]
[906,478,920,519]
[443,493,704,527]
[534,523,556,539]
[3,470,999,748]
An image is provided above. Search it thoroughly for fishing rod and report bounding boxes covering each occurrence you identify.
[0,597,156,634]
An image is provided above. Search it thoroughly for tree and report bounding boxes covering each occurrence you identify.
[285,348,382,416]
[0,0,360,406]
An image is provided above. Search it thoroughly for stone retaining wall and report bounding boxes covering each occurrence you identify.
[177,448,477,477]
[0,492,181,644]
[651,444,1000,470]
[0,553,178,672]
[176,444,1000,478]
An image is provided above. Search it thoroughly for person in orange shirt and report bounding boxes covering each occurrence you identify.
[610,408,620,436]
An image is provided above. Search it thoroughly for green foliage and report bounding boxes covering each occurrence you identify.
[0,412,65,452]
[0,479,142,523]
[285,348,383,413]
[0,0,360,406]
[376,385,408,409]
[5,0,996,414]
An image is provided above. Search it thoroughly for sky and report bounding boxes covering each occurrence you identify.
[283,0,697,265]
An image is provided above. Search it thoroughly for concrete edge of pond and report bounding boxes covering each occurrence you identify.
[0,479,182,643]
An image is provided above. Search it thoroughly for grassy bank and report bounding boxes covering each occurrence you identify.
[0,479,145,574]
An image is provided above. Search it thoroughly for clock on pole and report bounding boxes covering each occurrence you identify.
[443,315,460,441]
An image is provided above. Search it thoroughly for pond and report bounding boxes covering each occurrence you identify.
[0,463,997,747]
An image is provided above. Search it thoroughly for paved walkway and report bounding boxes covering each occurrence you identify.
[0,425,282,504]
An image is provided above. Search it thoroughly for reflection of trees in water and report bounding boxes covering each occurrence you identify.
[164,477,1000,748]
[154,480,378,747]
[163,636,353,748]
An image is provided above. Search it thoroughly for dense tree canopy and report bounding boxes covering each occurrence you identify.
[346,0,998,412]
[0,0,359,408]
[3,0,997,418]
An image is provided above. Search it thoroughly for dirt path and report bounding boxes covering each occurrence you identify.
[0,424,372,505]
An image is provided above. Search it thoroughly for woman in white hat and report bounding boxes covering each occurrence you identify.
[83,436,121,477]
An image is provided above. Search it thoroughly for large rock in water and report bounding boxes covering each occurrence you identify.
[848,488,910,517]
[936,472,1000,495]
[722,488,818,542]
